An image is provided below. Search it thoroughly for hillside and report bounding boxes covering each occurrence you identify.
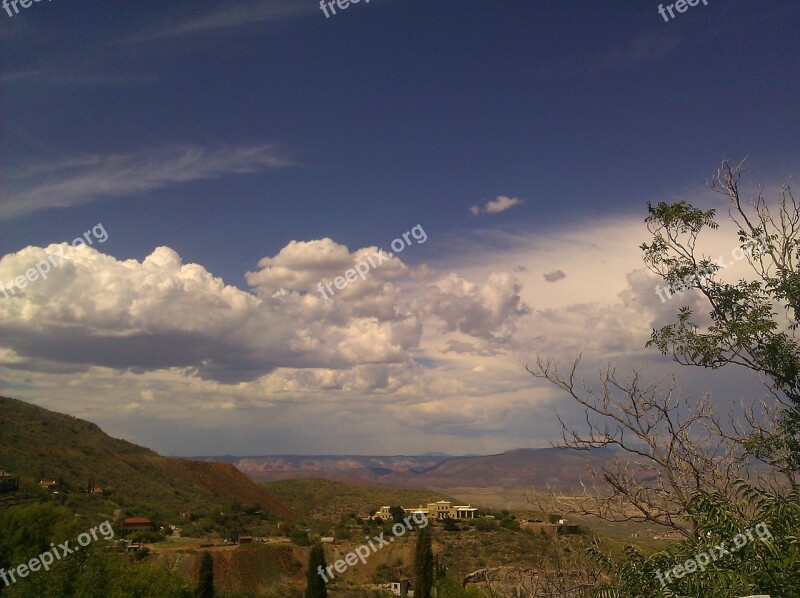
[264,478,456,520]
[0,396,292,520]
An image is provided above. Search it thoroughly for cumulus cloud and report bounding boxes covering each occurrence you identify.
[470,195,523,216]
[424,272,530,342]
[0,200,775,454]
[0,243,420,383]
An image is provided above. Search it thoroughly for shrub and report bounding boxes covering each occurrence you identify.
[289,529,310,546]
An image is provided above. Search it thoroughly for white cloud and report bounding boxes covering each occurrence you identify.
[470,195,524,216]
[424,272,530,342]
[0,203,775,454]
[0,242,422,383]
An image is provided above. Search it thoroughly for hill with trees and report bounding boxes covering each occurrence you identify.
[0,396,292,521]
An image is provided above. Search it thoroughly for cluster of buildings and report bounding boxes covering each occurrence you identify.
[0,469,108,497]
[373,500,478,521]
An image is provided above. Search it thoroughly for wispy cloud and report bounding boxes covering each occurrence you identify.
[580,30,683,74]
[133,0,310,42]
[470,195,524,216]
[0,69,158,86]
[0,144,293,221]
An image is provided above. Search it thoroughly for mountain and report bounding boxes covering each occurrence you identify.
[206,448,617,491]
[0,396,292,519]
[201,454,453,484]
[392,447,615,489]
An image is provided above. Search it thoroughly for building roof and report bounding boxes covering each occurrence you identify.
[122,517,152,525]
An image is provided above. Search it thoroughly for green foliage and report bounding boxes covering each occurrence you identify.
[434,554,447,580]
[0,503,80,566]
[0,503,193,597]
[388,506,406,525]
[0,397,289,524]
[414,526,434,598]
[441,518,460,532]
[290,529,311,546]
[127,530,166,544]
[372,562,393,584]
[196,551,214,598]
[333,526,352,540]
[590,169,800,597]
[591,484,800,597]
[499,518,519,530]
[434,579,484,598]
[305,544,328,598]
[640,174,800,472]
[473,517,496,532]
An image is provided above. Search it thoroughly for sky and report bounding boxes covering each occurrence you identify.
[0,0,798,456]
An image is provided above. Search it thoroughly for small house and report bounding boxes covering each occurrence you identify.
[121,518,154,538]
[0,470,18,493]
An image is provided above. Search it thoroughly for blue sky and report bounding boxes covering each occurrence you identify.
[0,0,798,455]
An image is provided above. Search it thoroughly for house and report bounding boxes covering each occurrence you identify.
[39,480,58,489]
[89,486,103,496]
[320,537,335,544]
[120,518,154,538]
[374,501,477,521]
[520,519,580,537]
[238,536,254,544]
[0,470,18,493]
[390,579,414,597]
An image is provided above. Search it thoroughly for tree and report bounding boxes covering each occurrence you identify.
[388,506,406,525]
[414,525,434,598]
[589,484,800,598]
[527,357,743,535]
[305,544,328,598]
[530,161,800,596]
[196,551,214,598]
[642,160,800,476]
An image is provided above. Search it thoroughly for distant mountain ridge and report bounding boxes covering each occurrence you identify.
[201,448,618,491]
[199,454,452,483]
[0,396,292,518]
